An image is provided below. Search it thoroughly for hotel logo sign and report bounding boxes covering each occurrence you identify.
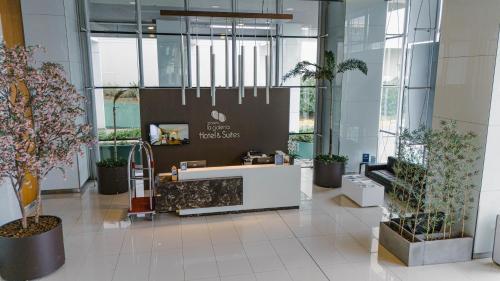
[199,110,241,140]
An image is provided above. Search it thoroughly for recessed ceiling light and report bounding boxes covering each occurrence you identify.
[237,23,244,26]
[286,7,294,11]
[129,1,135,4]
[147,26,155,30]
[211,5,220,8]
[301,27,309,31]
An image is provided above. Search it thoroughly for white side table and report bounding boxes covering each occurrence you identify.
[342,174,384,207]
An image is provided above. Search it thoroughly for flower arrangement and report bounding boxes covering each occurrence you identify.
[0,45,94,230]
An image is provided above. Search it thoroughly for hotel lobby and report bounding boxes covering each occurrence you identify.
[1,0,500,281]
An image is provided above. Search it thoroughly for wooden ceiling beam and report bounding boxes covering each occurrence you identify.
[160,10,293,20]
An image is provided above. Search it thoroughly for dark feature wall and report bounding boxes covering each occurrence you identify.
[140,88,290,173]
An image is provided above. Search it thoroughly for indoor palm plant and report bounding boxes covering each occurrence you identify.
[380,121,479,266]
[0,45,93,280]
[284,50,367,187]
[96,89,136,194]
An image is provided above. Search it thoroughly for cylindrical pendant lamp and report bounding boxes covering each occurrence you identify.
[196,44,200,98]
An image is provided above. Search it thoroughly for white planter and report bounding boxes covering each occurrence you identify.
[342,175,384,207]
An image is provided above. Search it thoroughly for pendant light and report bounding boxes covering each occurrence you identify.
[180,17,186,105]
[195,17,200,98]
[225,18,230,89]
[210,18,216,106]
[253,19,258,97]
[265,20,271,104]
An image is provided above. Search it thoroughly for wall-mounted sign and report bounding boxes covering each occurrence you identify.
[198,110,241,140]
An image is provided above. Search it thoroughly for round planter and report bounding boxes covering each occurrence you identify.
[313,159,345,188]
[0,216,65,281]
[97,165,128,194]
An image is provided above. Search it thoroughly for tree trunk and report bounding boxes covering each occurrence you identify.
[35,177,42,224]
[328,81,334,156]
[113,103,117,161]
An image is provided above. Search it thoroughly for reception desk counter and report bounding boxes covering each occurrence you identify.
[156,164,301,216]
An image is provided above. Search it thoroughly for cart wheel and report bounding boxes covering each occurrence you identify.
[145,214,154,221]
[129,214,136,222]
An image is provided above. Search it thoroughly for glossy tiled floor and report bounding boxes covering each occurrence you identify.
[27,169,499,281]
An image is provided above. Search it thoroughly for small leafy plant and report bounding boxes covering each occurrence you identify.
[96,158,127,168]
[315,154,348,164]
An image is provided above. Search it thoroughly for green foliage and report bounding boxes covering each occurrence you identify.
[96,158,127,168]
[289,134,314,143]
[315,154,348,164]
[283,50,368,156]
[387,121,480,242]
[283,51,367,85]
[98,128,141,141]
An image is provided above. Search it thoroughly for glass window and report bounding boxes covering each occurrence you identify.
[236,0,276,13]
[382,37,403,86]
[280,37,317,86]
[236,37,273,87]
[188,0,232,12]
[89,0,136,31]
[91,36,139,87]
[281,0,319,36]
[289,85,316,134]
[141,0,184,25]
[190,35,233,87]
[95,87,140,161]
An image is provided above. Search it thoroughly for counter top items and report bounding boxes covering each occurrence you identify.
[241,150,274,165]
[342,174,384,207]
[180,162,187,170]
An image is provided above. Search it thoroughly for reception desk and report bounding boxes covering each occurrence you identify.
[156,164,301,216]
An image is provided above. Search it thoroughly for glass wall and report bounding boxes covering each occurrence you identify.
[85,0,319,161]
[377,0,441,161]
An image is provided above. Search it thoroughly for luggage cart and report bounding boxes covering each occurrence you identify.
[127,139,156,219]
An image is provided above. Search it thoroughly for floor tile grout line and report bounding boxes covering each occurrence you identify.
[205,218,222,280]
[276,211,332,281]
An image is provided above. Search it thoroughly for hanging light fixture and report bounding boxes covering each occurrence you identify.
[253,18,258,97]
[225,18,230,89]
[237,19,243,104]
[180,17,186,105]
[195,17,201,98]
[210,18,216,106]
[265,20,271,104]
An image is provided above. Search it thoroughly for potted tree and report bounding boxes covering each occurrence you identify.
[284,51,367,187]
[380,121,479,266]
[96,89,134,194]
[0,45,93,280]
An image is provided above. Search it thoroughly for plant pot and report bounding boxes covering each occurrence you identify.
[290,158,295,165]
[97,165,128,194]
[0,216,65,281]
[313,159,345,188]
[379,221,473,266]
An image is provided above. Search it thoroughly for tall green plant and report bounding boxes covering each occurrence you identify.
[387,121,480,241]
[283,51,367,156]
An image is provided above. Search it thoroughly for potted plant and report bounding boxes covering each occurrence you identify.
[0,45,93,280]
[380,121,479,266]
[96,89,136,194]
[287,140,300,165]
[284,51,367,187]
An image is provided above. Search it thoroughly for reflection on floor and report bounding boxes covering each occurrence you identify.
[30,168,498,281]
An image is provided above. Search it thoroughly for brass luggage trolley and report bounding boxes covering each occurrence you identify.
[127,139,155,219]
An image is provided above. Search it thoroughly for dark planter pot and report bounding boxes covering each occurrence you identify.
[97,165,128,194]
[313,159,345,188]
[0,216,65,281]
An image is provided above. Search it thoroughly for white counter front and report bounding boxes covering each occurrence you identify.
[172,164,301,215]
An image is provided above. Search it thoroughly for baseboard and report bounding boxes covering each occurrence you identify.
[473,252,492,259]
[41,179,95,195]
